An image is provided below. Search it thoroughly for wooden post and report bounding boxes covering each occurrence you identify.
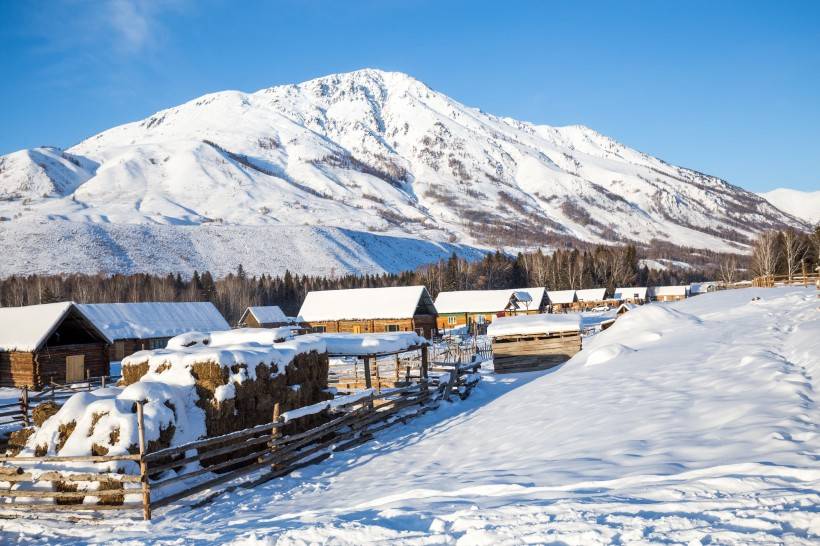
[373,358,381,393]
[20,386,29,427]
[101,375,107,389]
[394,355,400,382]
[136,401,151,521]
[420,346,429,380]
[405,365,411,383]
[363,357,372,389]
[271,402,282,469]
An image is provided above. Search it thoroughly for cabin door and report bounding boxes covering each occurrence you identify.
[66,355,85,383]
[352,325,362,334]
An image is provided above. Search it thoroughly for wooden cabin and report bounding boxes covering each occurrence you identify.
[546,290,576,313]
[487,314,582,374]
[79,302,230,362]
[298,286,438,339]
[613,286,648,304]
[237,306,304,329]
[688,282,718,296]
[434,288,547,332]
[574,288,608,311]
[0,302,110,388]
[649,285,689,302]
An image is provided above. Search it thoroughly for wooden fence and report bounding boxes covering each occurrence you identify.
[0,363,479,520]
[751,273,820,288]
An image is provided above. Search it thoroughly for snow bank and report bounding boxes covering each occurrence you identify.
[487,313,581,337]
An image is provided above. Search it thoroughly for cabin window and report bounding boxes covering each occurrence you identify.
[386,324,400,332]
[447,316,456,325]
[312,325,326,333]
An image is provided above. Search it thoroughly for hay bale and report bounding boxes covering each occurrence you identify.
[32,401,61,427]
[6,427,34,456]
[120,361,148,385]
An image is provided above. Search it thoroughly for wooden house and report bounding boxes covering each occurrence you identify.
[487,314,582,374]
[613,286,648,304]
[688,282,718,296]
[546,290,576,313]
[237,306,304,329]
[649,285,689,302]
[434,288,547,331]
[0,302,110,388]
[298,286,438,339]
[79,302,230,362]
[574,288,608,311]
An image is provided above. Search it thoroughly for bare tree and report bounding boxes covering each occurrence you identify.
[751,230,781,278]
[782,228,807,282]
[718,254,738,285]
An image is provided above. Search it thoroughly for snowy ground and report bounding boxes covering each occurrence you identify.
[1,287,818,544]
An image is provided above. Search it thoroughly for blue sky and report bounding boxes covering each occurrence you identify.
[1,0,818,192]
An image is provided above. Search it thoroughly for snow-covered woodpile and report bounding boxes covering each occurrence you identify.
[487,314,582,374]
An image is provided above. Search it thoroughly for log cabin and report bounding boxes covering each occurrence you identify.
[487,313,582,374]
[0,302,110,388]
[237,305,300,328]
[546,290,576,313]
[78,302,230,362]
[298,286,438,339]
[434,288,547,332]
[573,288,608,311]
[649,285,689,302]
[613,286,648,304]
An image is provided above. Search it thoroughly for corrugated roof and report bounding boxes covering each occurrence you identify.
[78,302,229,341]
[298,286,435,321]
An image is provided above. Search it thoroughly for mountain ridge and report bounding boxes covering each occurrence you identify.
[0,68,808,276]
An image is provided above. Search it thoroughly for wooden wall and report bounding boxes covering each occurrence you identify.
[492,331,581,374]
[0,351,36,387]
[307,315,437,339]
[36,342,110,387]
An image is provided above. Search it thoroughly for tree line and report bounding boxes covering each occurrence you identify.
[1,243,717,325]
[750,226,820,280]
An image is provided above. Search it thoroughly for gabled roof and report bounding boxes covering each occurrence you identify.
[649,285,689,297]
[239,305,298,325]
[576,288,607,302]
[434,288,545,314]
[298,286,436,321]
[0,302,106,352]
[547,290,576,304]
[78,302,230,342]
[614,287,648,300]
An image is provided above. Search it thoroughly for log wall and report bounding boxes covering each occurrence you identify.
[307,315,437,339]
[492,331,582,374]
[0,351,36,388]
[36,343,110,387]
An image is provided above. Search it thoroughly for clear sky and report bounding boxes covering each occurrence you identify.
[1,0,818,193]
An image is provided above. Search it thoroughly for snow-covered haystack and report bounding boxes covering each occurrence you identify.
[11,329,331,475]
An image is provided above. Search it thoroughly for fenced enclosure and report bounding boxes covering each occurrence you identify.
[0,361,480,520]
[751,273,820,288]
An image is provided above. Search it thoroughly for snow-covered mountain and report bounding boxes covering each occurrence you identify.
[759,188,820,225]
[0,69,807,276]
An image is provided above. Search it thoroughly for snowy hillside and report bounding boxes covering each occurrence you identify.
[4,287,818,544]
[759,188,820,225]
[0,69,808,276]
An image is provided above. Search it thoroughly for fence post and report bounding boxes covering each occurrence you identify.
[101,375,107,389]
[373,358,381,393]
[136,401,151,521]
[20,386,29,427]
[270,402,282,470]
[394,355,400,383]
[363,357,372,389]
[420,346,429,380]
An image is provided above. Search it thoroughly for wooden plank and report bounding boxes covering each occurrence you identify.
[0,502,143,512]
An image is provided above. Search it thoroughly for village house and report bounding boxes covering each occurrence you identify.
[237,305,304,329]
[298,286,438,339]
[0,302,110,387]
[574,288,608,311]
[689,282,718,295]
[546,290,576,313]
[487,313,582,374]
[649,285,689,302]
[434,288,547,331]
[614,286,648,304]
[79,302,230,361]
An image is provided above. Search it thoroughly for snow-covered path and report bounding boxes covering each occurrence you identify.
[2,287,818,544]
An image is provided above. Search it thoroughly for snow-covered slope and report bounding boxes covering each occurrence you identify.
[759,188,820,225]
[5,287,817,544]
[0,69,809,276]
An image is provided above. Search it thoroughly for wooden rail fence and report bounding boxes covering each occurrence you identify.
[0,363,480,520]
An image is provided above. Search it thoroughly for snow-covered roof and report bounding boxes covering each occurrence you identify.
[298,286,436,321]
[547,290,576,304]
[320,332,429,356]
[487,313,581,338]
[689,282,718,294]
[78,302,230,342]
[239,305,301,326]
[576,288,607,302]
[614,287,648,300]
[434,288,544,314]
[650,285,689,297]
[0,301,76,352]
